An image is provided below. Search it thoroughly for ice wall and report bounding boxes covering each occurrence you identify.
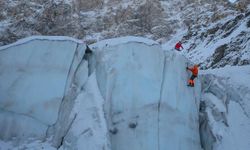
[0,37,84,141]
[92,40,202,150]
[159,51,201,150]
[0,36,202,150]
[58,73,110,150]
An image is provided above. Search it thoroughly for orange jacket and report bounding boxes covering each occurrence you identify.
[188,66,198,76]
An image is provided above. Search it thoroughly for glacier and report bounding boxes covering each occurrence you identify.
[92,40,202,150]
[0,36,85,142]
[0,36,202,150]
[1,36,249,150]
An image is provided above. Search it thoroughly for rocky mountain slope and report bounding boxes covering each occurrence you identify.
[0,0,166,45]
[0,0,249,69]
[181,1,250,69]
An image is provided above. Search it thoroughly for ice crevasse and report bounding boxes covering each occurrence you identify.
[0,36,202,150]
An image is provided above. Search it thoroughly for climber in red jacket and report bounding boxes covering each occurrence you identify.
[186,64,199,87]
[175,41,183,51]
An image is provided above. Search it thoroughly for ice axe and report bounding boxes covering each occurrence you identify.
[186,62,189,70]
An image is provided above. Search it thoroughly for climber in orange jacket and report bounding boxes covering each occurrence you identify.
[186,64,199,87]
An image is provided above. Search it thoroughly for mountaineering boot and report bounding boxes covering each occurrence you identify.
[187,84,194,87]
[187,79,195,87]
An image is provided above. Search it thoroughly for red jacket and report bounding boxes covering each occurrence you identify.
[188,66,198,76]
[175,42,183,50]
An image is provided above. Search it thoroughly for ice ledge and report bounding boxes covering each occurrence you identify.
[90,36,159,50]
[0,36,83,51]
[0,36,158,52]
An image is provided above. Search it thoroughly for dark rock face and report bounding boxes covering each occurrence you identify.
[0,0,166,46]
[0,1,84,45]
[73,0,103,12]
[247,19,250,27]
[222,14,244,38]
[211,44,227,68]
[202,29,250,69]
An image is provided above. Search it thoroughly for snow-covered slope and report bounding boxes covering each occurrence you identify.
[161,0,250,69]
[183,10,250,69]
[0,36,202,150]
[199,66,250,150]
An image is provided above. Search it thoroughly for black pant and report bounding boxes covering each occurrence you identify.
[190,75,197,80]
